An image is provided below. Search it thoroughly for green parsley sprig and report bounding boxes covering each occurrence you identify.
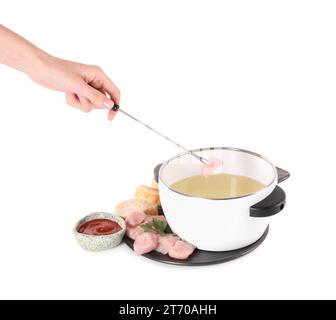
[140,218,170,236]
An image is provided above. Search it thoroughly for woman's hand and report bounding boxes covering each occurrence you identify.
[0,24,120,120]
[28,55,120,120]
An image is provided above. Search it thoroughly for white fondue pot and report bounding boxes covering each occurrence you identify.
[158,147,289,251]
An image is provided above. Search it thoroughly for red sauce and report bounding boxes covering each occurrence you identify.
[78,219,122,236]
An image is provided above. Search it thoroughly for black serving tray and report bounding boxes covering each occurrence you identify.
[124,226,269,266]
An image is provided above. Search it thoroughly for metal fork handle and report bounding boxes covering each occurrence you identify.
[112,104,207,164]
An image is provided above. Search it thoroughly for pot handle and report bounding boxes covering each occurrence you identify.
[276,167,290,183]
[250,186,286,218]
[250,167,289,218]
[154,163,163,183]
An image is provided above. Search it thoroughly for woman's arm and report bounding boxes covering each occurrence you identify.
[0,24,120,120]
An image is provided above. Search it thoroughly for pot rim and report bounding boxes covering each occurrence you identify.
[159,146,278,201]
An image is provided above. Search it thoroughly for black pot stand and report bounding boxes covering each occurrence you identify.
[124,165,290,266]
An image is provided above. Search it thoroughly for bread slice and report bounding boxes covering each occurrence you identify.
[115,198,158,218]
[135,185,160,205]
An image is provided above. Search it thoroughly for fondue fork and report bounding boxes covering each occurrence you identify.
[111,104,208,164]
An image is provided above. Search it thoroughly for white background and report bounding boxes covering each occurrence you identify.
[0,0,335,300]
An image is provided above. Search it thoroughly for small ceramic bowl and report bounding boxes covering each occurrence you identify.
[73,212,126,252]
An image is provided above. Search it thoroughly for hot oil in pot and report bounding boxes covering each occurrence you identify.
[170,174,265,199]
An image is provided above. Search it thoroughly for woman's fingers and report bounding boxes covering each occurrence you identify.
[77,95,93,109]
[77,81,114,109]
[101,73,121,105]
[66,92,86,111]
[97,72,120,121]
[66,65,120,120]
[66,92,98,112]
[96,86,118,121]
[77,94,104,110]
[107,108,117,121]
[80,70,121,120]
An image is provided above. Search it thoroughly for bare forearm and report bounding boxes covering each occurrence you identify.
[0,24,120,119]
[0,24,49,75]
